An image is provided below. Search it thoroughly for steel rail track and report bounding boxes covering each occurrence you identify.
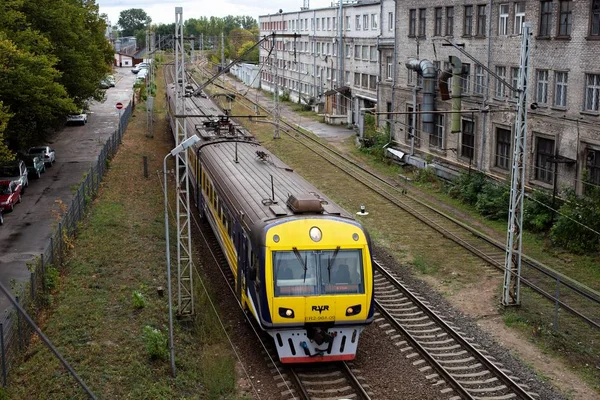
[374,260,537,400]
[189,65,600,331]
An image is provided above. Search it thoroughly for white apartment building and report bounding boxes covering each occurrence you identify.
[259,0,392,126]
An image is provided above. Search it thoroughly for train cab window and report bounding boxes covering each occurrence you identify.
[272,249,364,296]
[319,249,364,295]
[273,251,318,296]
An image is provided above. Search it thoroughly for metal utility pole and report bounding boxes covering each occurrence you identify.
[336,0,344,115]
[221,32,225,71]
[174,7,195,318]
[273,39,281,139]
[502,23,531,307]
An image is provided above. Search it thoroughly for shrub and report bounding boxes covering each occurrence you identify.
[550,188,600,254]
[447,171,487,205]
[143,325,168,360]
[475,180,510,220]
[279,89,291,102]
[132,290,146,309]
[523,190,558,233]
[414,166,438,184]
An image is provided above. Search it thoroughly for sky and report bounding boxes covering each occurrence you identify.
[97,0,334,27]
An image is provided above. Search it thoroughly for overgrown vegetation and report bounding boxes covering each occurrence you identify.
[446,171,600,254]
[359,114,389,161]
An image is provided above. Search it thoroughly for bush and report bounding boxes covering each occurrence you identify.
[523,190,558,233]
[143,325,168,360]
[447,171,487,205]
[550,188,600,254]
[414,166,438,184]
[279,89,291,102]
[475,180,510,220]
[45,266,59,291]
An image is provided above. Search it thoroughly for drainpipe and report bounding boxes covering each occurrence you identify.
[390,0,398,145]
[481,0,493,169]
[405,58,436,151]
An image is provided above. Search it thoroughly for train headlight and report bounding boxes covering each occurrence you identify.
[278,307,295,318]
[273,234,280,243]
[309,227,322,242]
[352,233,359,241]
[345,304,362,316]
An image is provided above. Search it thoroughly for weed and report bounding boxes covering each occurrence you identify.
[412,254,437,275]
[132,290,146,309]
[45,267,59,291]
[142,325,168,360]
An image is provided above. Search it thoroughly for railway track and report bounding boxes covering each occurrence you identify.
[373,259,537,400]
[189,63,600,332]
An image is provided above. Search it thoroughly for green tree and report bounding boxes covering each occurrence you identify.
[0,102,14,162]
[237,41,259,63]
[118,8,151,37]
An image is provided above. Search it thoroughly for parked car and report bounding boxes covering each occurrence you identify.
[0,160,28,194]
[106,75,116,87]
[0,180,22,212]
[132,63,149,74]
[22,155,45,179]
[28,146,55,166]
[99,79,110,89]
[67,110,87,125]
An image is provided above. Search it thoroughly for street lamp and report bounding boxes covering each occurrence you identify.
[163,134,200,377]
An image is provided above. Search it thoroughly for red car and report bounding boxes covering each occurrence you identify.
[0,180,22,212]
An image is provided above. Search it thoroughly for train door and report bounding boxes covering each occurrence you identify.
[236,230,247,302]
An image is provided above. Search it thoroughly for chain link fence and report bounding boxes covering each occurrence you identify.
[0,101,133,386]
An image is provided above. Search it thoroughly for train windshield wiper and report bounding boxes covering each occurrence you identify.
[292,247,308,282]
[327,246,340,282]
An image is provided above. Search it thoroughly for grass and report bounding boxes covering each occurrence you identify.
[6,69,246,399]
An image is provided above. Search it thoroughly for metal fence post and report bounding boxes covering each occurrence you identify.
[30,273,35,300]
[0,323,6,387]
[49,237,54,265]
[41,253,46,293]
[58,222,63,261]
[554,277,560,331]
[16,296,22,350]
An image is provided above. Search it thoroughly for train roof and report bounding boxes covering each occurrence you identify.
[200,140,354,229]
[166,81,354,229]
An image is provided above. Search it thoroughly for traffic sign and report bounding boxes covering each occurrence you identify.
[116,102,123,110]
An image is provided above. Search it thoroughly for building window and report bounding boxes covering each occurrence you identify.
[409,9,416,36]
[346,16,351,30]
[363,15,369,30]
[477,5,487,36]
[369,75,377,90]
[511,67,519,98]
[388,12,394,31]
[372,14,378,30]
[558,0,572,37]
[514,3,525,34]
[346,44,350,58]
[462,63,471,94]
[554,71,568,107]
[406,106,420,146]
[362,45,368,60]
[536,69,549,104]
[446,7,454,36]
[362,73,368,88]
[540,1,553,37]
[431,114,444,149]
[434,8,443,36]
[461,119,475,161]
[316,18,320,31]
[585,149,600,192]
[370,46,377,62]
[386,57,392,80]
[354,72,360,85]
[464,6,473,36]
[356,15,361,30]
[474,65,484,94]
[345,71,350,84]
[495,128,511,170]
[354,45,360,60]
[495,66,507,98]
[408,70,414,85]
[418,8,427,37]
[592,0,600,36]
[499,4,509,35]
[585,74,600,112]
[535,137,555,184]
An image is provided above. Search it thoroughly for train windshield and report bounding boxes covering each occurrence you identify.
[272,249,364,297]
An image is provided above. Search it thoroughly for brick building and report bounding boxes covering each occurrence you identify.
[380,0,600,195]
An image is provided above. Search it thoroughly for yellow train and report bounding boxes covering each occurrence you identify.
[166,83,374,363]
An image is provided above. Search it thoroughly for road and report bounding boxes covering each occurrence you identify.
[0,68,137,313]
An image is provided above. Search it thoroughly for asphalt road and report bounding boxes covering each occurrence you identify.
[0,68,137,314]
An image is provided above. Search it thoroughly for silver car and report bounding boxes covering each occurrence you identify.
[28,146,56,166]
[0,160,28,194]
